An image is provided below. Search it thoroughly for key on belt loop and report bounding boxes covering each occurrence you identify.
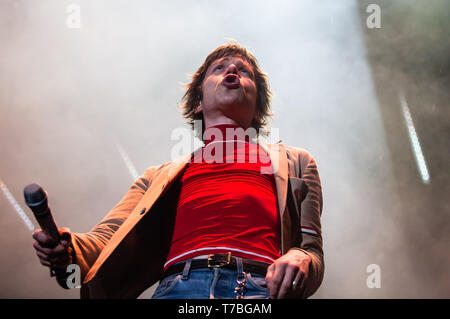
[207,252,232,268]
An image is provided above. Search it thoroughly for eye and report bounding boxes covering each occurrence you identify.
[239,67,253,77]
[214,64,223,71]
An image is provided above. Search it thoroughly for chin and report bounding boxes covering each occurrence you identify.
[218,94,242,105]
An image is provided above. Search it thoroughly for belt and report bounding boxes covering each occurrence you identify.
[163,252,270,278]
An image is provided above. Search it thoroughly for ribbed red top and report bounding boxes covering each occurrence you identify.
[164,124,281,269]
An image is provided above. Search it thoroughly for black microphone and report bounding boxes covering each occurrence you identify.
[23,183,70,284]
[24,183,60,246]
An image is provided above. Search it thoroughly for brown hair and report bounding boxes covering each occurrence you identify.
[180,41,273,139]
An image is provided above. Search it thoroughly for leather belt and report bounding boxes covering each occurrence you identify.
[163,252,270,278]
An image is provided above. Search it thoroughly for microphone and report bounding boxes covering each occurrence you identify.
[24,183,60,246]
[24,183,69,285]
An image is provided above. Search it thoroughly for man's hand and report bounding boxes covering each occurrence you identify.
[32,228,73,270]
[265,249,311,299]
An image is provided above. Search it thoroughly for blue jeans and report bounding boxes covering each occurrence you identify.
[151,257,270,299]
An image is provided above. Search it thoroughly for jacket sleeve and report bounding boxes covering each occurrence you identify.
[65,166,159,284]
[293,153,324,298]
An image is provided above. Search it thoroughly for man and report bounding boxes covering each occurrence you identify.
[32,41,324,299]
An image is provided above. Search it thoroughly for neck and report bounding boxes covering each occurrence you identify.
[203,123,254,146]
[202,111,254,131]
[203,118,241,131]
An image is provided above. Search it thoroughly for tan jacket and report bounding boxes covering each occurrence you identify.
[70,143,324,298]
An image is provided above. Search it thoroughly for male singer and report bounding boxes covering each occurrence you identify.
[32,41,324,299]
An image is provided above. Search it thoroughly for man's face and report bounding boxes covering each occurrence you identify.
[196,55,258,128]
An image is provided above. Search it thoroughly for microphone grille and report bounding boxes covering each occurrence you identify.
[23,183,46,205]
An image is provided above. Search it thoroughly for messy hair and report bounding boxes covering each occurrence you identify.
[180,41,273,139]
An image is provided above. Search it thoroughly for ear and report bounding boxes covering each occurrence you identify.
[194,101,203,114]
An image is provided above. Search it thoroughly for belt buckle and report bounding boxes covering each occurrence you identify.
[207,252,231,268]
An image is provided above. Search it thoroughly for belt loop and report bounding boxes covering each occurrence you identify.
[234,257,247,299]
[235,257,244,274]
[182,259,192,280]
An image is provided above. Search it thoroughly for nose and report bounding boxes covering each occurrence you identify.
[225,64,239,75]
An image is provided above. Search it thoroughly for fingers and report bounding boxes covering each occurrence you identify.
[266,250,312,299]
[266,262,288,299]
[277,264,298,299]
[52,240,69,255]
[52,247,72,268]
[292,268,303,291]
[32,229,54,247]
[32,237,67,255]
[297,262,309,291]
[34,241,70,267]
[265,263,276,298]
[36,250,51,267]
[33,228,72,246]
[32,228,73,269]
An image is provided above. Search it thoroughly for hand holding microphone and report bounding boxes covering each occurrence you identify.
[24,184,73,272]
[31,228,73,270]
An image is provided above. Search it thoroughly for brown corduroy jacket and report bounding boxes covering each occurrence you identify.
[68,143,324,298]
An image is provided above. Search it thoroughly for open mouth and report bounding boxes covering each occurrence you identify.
[222,74,240,89]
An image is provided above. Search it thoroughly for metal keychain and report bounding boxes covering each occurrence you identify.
[234,272,247,299]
